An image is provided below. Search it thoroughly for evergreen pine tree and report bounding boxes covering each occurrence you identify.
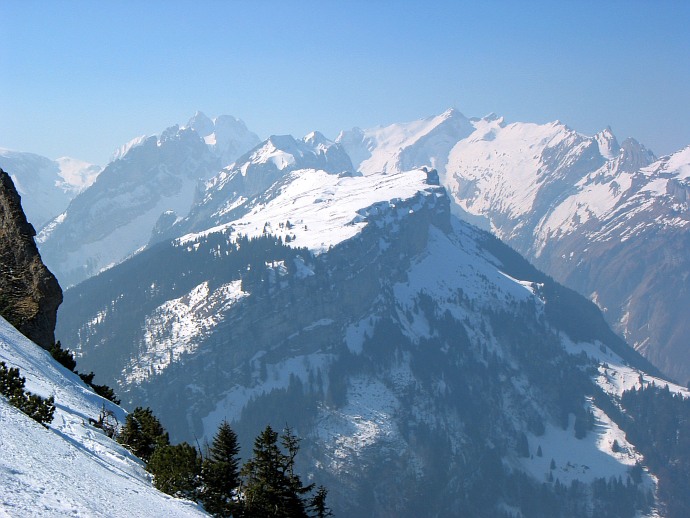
[0,361,54,426]
[281,426,315,513]
[308,486,332,518]
[201,420,241,517]
[49,341,77,371]
[147,442,201,498]
[241,425,310,518]
[118,406,169,461]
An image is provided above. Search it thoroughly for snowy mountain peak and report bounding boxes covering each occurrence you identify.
[481,112,501,123]
[189,113,261,167]
[158,124,183,143]
[303,130,331,146]
[111,134,148,162]
[213,114,254,141]
[109,113,259,170]
[265,133,298,150]
[186,110,215,137]
[618,137,656,172]
[595,126,621,159]
[437,107,469,124]
[440,106,460,117]
[338,108,475,175]
[241,133,352,174]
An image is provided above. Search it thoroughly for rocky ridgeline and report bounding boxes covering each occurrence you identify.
[0,168,62,349]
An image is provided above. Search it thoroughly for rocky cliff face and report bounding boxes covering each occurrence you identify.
[0,169,62,349]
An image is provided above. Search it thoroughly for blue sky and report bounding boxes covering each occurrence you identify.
[2,1,689,165]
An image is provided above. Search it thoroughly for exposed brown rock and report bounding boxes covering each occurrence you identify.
[0,168,62,348]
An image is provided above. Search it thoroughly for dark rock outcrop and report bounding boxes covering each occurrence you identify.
[0,168,62,348]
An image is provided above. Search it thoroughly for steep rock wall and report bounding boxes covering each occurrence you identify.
[0,169,62,348]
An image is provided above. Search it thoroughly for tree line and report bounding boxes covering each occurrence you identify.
[117,407,331,517]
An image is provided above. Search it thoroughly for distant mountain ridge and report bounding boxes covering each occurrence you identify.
[36,113,260,287]
[17,107,690,382]
[0,148,100,228]
[339,109,690,385]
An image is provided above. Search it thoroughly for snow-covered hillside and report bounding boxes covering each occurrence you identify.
[179,167,442,255]
[0,316,206,517]
[0,149,101,228]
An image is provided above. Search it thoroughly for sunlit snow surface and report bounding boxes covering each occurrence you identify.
[179,168,443,254]
[123,280,248,385]
[0,317,206,517]
[342,110,690,256]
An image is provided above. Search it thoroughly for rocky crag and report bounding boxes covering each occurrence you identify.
[0,168,62,348]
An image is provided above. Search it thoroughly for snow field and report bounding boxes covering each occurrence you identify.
[0,316,207,517]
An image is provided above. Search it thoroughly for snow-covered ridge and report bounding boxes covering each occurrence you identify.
[111,135,148,162]
[110,112,260,168]
[178,167,444,255]
[0,316,206,517]
[203,131,352,198]
[337,107,475,176]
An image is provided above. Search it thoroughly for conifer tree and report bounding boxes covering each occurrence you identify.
[241,425,311,518]
[308,486,332,518]
[201,420,241,516]
[49,341,77,371]
[147,442,201,498]
[0,361,54,426]
[118,406,169,461]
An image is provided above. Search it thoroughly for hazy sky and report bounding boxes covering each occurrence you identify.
[2,1,689,165]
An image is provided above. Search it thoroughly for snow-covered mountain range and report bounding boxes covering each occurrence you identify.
[338,109,690,385]
[0,149,101,228]
[36,113,260,287]
[5,107,690,515]
[56,133,683,516]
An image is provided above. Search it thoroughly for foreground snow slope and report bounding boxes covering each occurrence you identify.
[0,316,206,517]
